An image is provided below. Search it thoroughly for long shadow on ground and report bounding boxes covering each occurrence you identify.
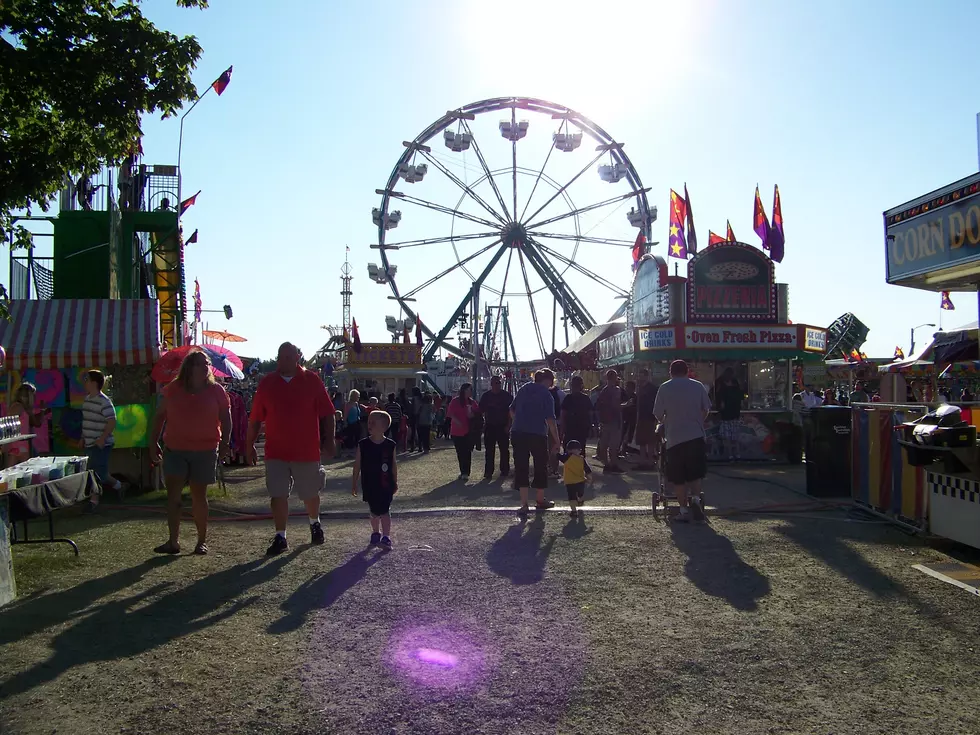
[0,549,305,697]
[670,521,771,611]
[268,547,387,634]
[486,515,555,584]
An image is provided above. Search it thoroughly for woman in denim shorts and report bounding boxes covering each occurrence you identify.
[150,350,232,555]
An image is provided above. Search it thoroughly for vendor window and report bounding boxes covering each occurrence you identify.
[748,360,788,409]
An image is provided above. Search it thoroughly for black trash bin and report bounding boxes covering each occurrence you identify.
[804,406,852,498]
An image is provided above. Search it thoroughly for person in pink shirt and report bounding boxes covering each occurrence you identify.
[446,382,479,481]
[7,383,50,464]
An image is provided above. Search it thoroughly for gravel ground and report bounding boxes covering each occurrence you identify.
[1,449,978,735]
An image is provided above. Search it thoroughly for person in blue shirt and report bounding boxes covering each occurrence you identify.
[510,369,561,513]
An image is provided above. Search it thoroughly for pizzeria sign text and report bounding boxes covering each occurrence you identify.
[687,242,776,323]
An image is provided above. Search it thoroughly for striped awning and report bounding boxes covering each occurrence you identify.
[0,300,161,369]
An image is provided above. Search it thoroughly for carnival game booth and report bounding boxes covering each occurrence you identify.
[332,343,427,399]
[599,245,828,462]
[878,174,980,548]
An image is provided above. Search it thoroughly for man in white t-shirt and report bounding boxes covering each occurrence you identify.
[653,360,712,522]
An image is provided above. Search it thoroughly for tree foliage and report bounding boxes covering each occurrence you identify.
[0,0,208,315]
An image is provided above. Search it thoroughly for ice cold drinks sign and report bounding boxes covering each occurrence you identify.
[684,326,797,347]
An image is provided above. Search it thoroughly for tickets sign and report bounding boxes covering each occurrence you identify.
[683,326,797,347]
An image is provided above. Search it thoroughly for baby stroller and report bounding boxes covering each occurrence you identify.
[651,424,707,523]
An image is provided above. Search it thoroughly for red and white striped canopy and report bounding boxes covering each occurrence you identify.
[0,300,160,370]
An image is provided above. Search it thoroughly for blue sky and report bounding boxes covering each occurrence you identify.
[21,0,980,360]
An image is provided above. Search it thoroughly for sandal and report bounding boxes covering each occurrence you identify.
[193,541,209,555]
[153,541,181,555]
[535,500,556,510]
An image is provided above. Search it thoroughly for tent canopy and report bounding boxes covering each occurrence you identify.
[0,299,160,370]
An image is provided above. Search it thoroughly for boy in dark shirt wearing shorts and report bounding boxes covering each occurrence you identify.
[352,411,398,548]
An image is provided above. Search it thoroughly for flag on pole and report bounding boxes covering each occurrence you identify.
[403,323,410,344]
[179,190,201,216]
[684,183,698,255]
[770,185,785,263]
[726,220,736,242]
[753,185,770,250]
[708,231,726,246]
[894,346,905,360]
[941,291,955,310]
[212,66,233,96]
[351,318,362,353]
[193,279,202,323]
[668,189,688,259]
[416,315,424,347]
[185,229,198,245]
[631,230,647,270]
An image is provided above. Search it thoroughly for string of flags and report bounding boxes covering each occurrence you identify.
[651,185,785,263]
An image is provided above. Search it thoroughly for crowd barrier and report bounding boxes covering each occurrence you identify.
[850,404,930,527]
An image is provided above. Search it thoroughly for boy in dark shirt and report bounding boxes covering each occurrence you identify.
[558,439,592,517]
[351,411,398,548]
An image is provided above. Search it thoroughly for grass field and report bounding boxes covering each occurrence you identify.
[1,450,978,734]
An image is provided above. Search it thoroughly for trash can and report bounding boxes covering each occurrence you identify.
[804,406,852,497]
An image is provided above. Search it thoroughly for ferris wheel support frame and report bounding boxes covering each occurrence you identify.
[376,97,653,365]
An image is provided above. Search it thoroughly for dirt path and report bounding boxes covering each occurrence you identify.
[1,450,978,734]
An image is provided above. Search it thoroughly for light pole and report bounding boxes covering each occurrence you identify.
[176,66,232,212]
[910,323,936,355]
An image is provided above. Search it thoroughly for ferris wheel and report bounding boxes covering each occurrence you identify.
[372,97,655,365]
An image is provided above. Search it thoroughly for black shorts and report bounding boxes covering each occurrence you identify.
[565,481,585,501]
[665,438,707,484]
[364,493,393,516]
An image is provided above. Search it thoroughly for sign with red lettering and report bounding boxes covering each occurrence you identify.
[683,326,797,348]
[687,243,776,323]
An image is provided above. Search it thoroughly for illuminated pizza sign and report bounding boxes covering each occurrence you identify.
[687,242,776,323]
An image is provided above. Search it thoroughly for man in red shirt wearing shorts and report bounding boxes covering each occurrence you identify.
[247,342,336,555]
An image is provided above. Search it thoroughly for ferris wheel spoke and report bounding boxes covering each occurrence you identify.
[520,149,606,227]
[532,239,629,297]
[527,187,650,231]
[517,140,555,223]
[416,150,508,225]
[380,231,500,250]
[422,244,509,362]
[531,231,638,247]
[517,249,547,358]
[384,190,500,229]
[460,119,511,221]
[401,238,503,299]
[522,241,594,333]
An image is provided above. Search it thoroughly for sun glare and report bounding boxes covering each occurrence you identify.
[462,0,698,121]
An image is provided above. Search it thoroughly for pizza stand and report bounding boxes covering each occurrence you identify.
[599,244,828,462]
[873,172,980,547]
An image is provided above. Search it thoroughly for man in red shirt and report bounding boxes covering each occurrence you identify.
[247,342,336,555]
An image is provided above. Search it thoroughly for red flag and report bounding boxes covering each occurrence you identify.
[941,291,955,311]
[415,315,423,347]
[351,318,362,353]
[753,185,770,250]
[185,229,198,245]
[403,324,410,344]
[179,190,200,216]
[726,220,736,242]
[212,66,233,96]
[631,230,647,270]
[708,231,726,246]
[770,185,785,263]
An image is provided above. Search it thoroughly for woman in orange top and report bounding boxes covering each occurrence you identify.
[149,350,232,555]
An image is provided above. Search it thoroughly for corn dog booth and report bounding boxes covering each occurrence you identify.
[878,172,980,548]
[600,244,828,462]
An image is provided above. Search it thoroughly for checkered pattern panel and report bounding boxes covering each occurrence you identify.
[927,472,980,504]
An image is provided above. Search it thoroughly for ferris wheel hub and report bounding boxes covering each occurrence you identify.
[502,221,528,249]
